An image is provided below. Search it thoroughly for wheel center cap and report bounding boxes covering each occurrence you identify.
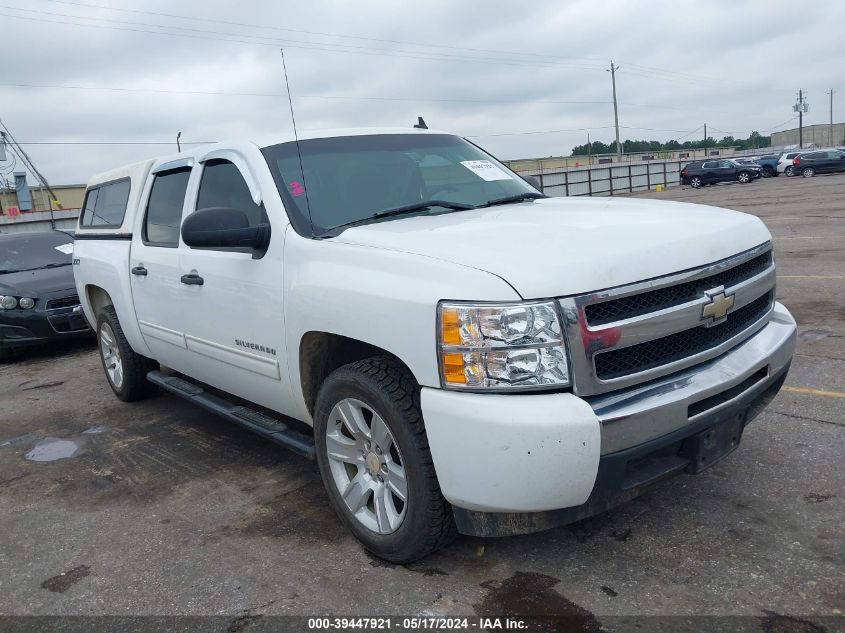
[365,452,381,475]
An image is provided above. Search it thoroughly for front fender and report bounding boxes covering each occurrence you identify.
[282,227,520,422]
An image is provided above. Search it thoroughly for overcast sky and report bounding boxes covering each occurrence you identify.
[1,0,843,186]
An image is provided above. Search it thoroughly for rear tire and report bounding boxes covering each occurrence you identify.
[690,176,703,188]
[96,306,158,402]
[762,166,774,178]
[801,167,816,178]
[737,171,752,184]
[784,166,795,176]
[314,356,456,563]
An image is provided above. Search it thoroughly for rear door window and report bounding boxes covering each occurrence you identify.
[143,168,191,247]
[81,179,131,227]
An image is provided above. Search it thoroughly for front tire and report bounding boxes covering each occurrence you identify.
[96,306,158,402]
[737,171,752,184]
[690,176,703,188]
[802,167,816,178]
[314,357,456,563]
[762,166,774,177]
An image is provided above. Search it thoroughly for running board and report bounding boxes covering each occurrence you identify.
[146,370,315,460]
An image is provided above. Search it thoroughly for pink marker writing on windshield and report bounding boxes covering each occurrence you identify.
[289,181,305,197]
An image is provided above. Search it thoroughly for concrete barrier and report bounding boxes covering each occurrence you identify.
[0,209,80,234]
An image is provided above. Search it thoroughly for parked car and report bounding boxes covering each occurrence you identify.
[792,149,845,177]
[680,159,760,188]
[74,128,795,562]
[735,155,779,177]
[776,151,805,176]
[728,159,762,179]
[0,230,91,361]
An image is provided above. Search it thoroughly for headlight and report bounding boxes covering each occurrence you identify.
[18,297,35,309]
[438,301,570,390]
[0,295,17,310]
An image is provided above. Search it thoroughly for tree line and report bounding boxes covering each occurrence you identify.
[571,131,772,156]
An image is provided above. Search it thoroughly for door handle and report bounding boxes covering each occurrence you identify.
[180,273,204,286]
[131,265,148,276]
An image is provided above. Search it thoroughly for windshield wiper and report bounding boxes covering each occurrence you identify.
[322,200,476,236]
[478,192,547,208]
[0,262,71,274]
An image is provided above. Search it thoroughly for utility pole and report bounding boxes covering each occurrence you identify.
[703,123,707,155]
[607,61,622,160]
[587,132,591,165]
[794,90,808,148]
[828,90,835,147]
[799,90,803,148]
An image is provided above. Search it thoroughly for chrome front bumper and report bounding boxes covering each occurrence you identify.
[588,301,796,454]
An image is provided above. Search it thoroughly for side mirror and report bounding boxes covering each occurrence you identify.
[522,175,543,191]
[181,207,270,257]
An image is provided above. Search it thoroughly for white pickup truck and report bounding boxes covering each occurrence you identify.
[74,128,796,562]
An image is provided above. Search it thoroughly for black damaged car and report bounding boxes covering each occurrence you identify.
[0,230,91,361]
[680,159,760,188]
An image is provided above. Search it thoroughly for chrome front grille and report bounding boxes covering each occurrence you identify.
[594,291,773,380]
[584,251,772,326]
[559,242,776,396]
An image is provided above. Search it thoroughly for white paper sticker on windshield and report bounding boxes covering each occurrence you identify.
[54,243,74,254]
[460,160,512,181]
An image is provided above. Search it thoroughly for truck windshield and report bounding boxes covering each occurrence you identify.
[262,133,537,235]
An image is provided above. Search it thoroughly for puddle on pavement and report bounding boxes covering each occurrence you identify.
[25,438,84,462]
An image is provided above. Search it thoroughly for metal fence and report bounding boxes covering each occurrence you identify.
[527,160,684,197]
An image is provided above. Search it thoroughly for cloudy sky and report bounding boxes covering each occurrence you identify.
[1,0,843,185]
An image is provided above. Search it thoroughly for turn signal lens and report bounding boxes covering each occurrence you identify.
[440,308,461,346]
[441,352,466,384]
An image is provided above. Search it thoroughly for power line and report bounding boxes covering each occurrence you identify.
[11,141,214,145]
[37,0,723,86]
[36,0,720,85]
[0,7,605,71]
[0,82,611,105]
[39,0,611,66]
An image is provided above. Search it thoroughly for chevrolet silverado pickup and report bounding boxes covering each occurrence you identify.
[73,128,796,562]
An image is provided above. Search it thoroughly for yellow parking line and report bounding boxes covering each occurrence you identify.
[782,386,845,399]
[777,275,845,280]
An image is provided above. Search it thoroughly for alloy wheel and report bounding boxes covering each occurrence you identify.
[325,398,407,534]
[99,322,124,389]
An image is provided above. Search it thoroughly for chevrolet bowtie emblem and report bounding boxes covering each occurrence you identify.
[701,288,735,326]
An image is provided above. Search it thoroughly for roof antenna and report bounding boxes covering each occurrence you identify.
[280,48,315,235]
[413,116,428,129]
[176,131,181,152]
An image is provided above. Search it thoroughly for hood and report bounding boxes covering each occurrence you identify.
[0,266,77,298]
[334,197,771,299]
